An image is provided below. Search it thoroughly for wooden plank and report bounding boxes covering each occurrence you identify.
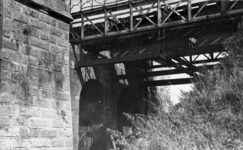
[157,0,162,26]
[104,9,108,35]
[188,0,191,21]
[145,78,194,86]
[118,69,186,79]
[81,13,84,39]
[130,4,134,31]
[75,53,160,68]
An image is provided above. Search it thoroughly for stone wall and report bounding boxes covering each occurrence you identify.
[0,0,73,149]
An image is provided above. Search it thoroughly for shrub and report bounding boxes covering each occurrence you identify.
[110,21,243,150]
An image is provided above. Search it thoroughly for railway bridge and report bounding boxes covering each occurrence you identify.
[70,0,243,86]
[68,0,243,149]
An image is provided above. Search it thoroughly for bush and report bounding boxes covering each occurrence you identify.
[110,21,243,150]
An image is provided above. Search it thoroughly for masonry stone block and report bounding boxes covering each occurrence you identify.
[4,8,12,18]
[0,116,10,125]
[50,27,62,37]
[30,27,40,38]
[3,29,11,38]
[1,0,73,149]
[57,129,72,137]
[30,37,50,51]
[2,37,19,51]
[0,139,10,149]
[63,31,69,40]
[58,39,68,48]
[41,33,49,41]
[52,119,64,128]
[40,14,52,24]
[12,117,28,126]
[51,19,57,26]
[51,139,64,147]
[13,12,28,24]
[51,45,62,55]
[40,129,57,137]
[30,139,50,148]
[29,57,39,66]
[27,66,39,77]
[0,105,19,116]
[0,92,12,103]
[51,100,62,109]
[50,35,57,44]
[0,127,20,137]
[29,118,50,128]
[11,139,28,148]
[6,0,21,11]
[58,21,69,31]
[22,6,40,18]
[65,140,73,147]
[29,18,47,31]
[40,108,58,118]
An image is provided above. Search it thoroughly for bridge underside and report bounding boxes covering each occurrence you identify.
[70,0,243,86]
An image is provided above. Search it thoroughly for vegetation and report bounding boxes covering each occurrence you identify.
[110,22,243,150]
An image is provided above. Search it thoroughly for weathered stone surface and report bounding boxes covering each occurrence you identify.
[0,116,10,125]
[52,139,64,147]
[30,37,49,50]
[11,139,28,148]
[22,5,40,18]
[30,139,50,147]
[0,1,73,150]
[0,139,10,149]
[29,118,50,128]
[4,8,12,18]
[40,129,57,137]
[52,119,64,128]
[5,0,21,11]
[12,117,28,126]
[0,105,19,116]
[57,129,72,137]
[65,140,73,147]
[50,27,62,37]
[41,33,49,41]
[2,37,19,51]
[58,21,69,31]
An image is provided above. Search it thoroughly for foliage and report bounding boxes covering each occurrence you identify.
[110,22,243,150]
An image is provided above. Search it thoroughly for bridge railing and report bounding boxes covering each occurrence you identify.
[70,0,146,13]
[70,0,243,43]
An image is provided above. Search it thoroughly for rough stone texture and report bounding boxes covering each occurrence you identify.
[0,0,73,150]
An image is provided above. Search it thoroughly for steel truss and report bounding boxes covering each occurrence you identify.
[70,0,243,43]
[70,0,243,86]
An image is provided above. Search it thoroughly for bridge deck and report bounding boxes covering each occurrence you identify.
[70,0,243,45]
[70,0,243,86]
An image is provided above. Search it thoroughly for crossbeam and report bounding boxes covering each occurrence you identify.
[75,44,224,68]
[144,78,194,86]
[117,64,215,79]
[75,53,160,68]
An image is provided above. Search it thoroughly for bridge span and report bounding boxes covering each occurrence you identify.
[69,0,243,86]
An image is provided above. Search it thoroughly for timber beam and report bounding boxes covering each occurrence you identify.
[117,64,215,79]
[75,44,225,68]
[144,78,194,86]
[75,53,160,68]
